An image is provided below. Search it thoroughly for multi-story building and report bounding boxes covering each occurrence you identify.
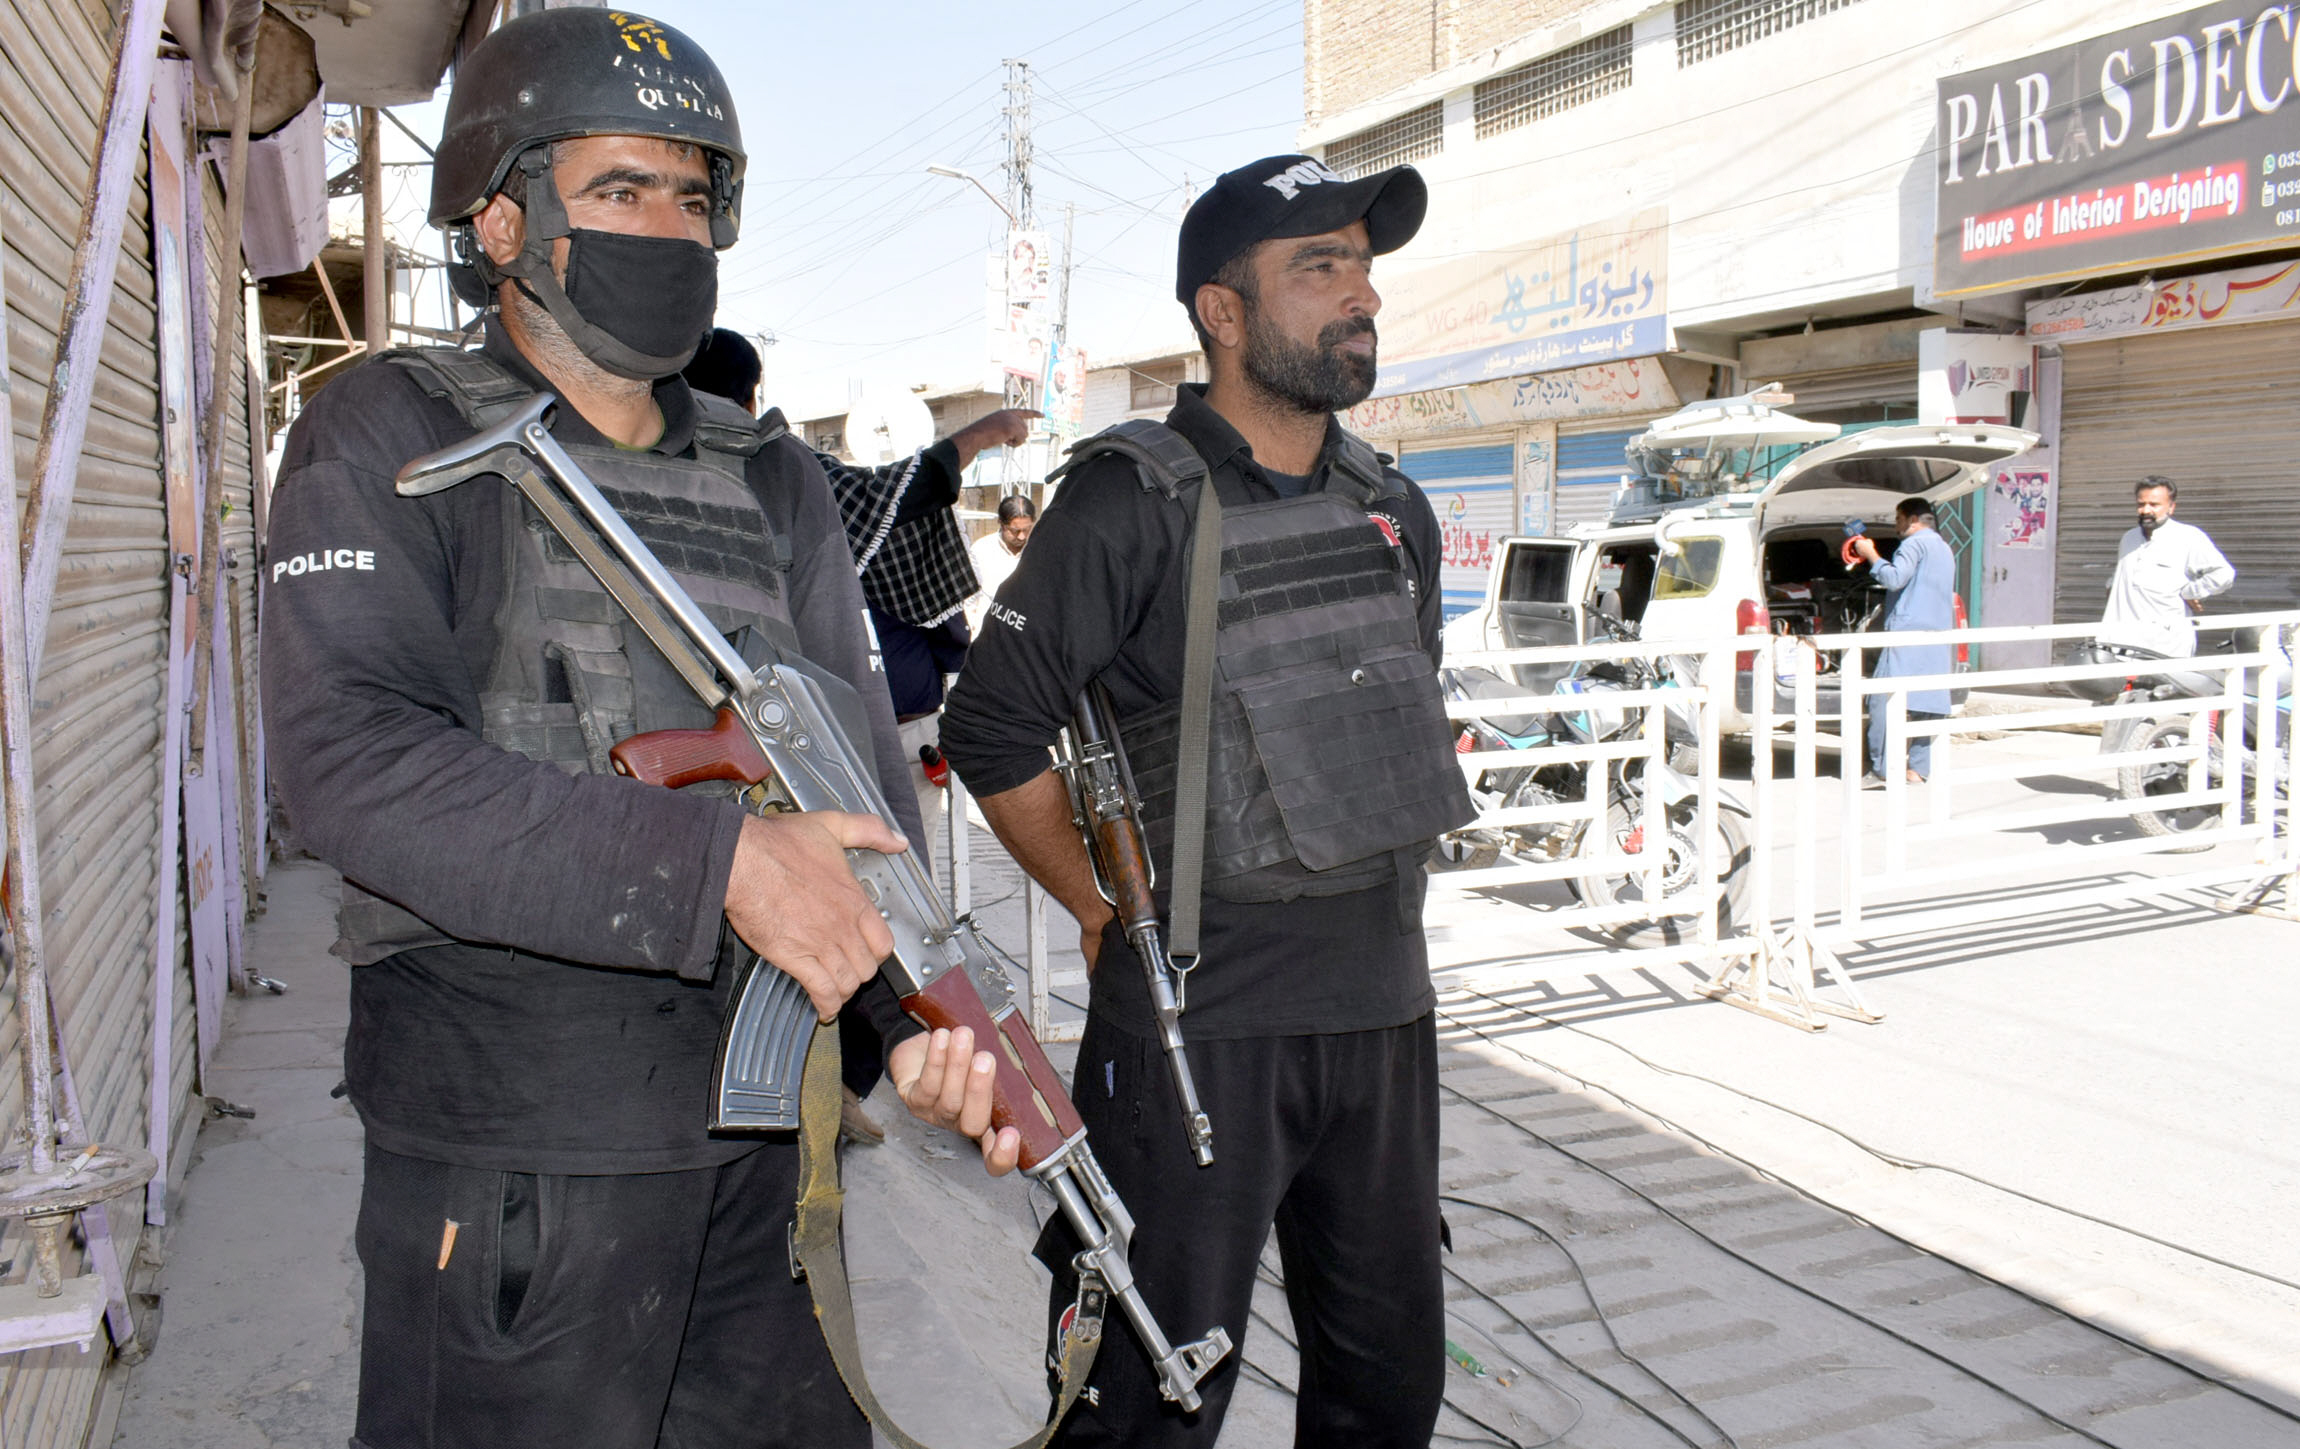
[1300,0,2298,637]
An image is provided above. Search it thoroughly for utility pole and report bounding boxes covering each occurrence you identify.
[1002,58,1035,231]
[1057,201,1076,338]
[999,58,1036,456]
[360,107,387,354]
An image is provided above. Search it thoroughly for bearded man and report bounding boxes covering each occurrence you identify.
[940,154,1472,1447]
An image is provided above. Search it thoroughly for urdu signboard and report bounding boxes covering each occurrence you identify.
[1933,1,2300,296]
[1370,208,1668,398]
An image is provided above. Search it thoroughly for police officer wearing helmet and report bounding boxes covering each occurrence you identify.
[259,12,1013,1447]
[940,154,1472,1446]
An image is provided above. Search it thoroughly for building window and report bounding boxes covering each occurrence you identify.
[1324,100,1444,179]
[1675,0,1865,67]
[1130,360,1187,412]
[1474,25,1634,139]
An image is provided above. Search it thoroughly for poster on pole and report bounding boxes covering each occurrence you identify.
[1007,229,1052,302]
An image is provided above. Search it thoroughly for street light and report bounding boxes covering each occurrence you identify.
[925,164,1015,224]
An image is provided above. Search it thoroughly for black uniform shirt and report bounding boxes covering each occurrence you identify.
[939,384,1446,1041]
[262,324,919,1174]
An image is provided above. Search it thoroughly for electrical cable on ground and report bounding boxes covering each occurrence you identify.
[1450,985,2300,1300]
[1239,1293,1543,1449]
[1251,1247,1582,1448]
[1430,1063,2282,1446]
[1440,1199,1736,1449]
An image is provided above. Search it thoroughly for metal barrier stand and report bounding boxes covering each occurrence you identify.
[1697,637,1879,1029]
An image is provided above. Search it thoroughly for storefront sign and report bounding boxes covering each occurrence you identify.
[1345,355,1678,439]
[2024,255,2300,339]
[1934,1,2300,295]
[1370,208,1668,397]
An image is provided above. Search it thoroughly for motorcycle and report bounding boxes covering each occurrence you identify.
[1433,612,1756,947]
[2069,631,2292,849]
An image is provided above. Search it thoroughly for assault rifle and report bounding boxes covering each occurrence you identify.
[394,394,1231,1410]
[1057,682,1215,1166]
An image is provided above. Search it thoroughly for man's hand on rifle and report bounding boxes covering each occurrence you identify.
[890,1026,1023,1175]
[724,812,908,1021]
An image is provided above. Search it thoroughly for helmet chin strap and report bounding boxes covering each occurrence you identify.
[479,149,701,381]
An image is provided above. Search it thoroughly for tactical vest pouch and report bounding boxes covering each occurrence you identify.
[1226,640,1465,872]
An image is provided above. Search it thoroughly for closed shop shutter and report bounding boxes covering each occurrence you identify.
[1554,426,1639,532]
[1769,361,1917,419]
[1,7,252,1440]
[2055,321,2300,626]
[1402,439,1513,620]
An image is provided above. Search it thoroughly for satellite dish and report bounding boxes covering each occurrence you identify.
[843,383,935,466]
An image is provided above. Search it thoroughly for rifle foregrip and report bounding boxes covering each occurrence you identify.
[612,707,772,790]
[900,970,1085,1171]
[710,955,816,1131]
[1093,819,1159,932]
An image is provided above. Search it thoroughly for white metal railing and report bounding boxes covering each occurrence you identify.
[976,613,2296,1040]
[1428,637,1739,942]
[1791,612,2296,951]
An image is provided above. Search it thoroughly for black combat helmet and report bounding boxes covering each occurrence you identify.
[429,9,743,377]
[430,8,744,245]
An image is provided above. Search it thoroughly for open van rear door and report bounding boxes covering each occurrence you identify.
[1485,537,1584,693]
[1754,423,2036,530]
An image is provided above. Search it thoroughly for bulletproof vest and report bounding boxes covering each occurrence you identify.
[335,347,798,964]
[1062,421,1475,904]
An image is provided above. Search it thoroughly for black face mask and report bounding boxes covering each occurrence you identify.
[509,227,719,381]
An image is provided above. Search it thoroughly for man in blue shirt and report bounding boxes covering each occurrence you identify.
[1848,497,1956,783]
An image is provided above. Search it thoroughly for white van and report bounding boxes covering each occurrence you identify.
[1447,390,2035,735]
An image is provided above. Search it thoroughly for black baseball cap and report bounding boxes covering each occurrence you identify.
[1175,154,1428,305]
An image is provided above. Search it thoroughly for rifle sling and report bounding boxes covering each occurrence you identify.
[792,1023,1107,1447]
[1166,480,1224,965]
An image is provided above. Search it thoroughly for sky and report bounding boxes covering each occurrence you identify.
[364,0,1307,419]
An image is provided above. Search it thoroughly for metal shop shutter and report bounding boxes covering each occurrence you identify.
[1,0,177,1440]
[1768,361,1917,419]
[2055,321,2300,626]
[1553,426,1639,532]
[1402,439,1514,620]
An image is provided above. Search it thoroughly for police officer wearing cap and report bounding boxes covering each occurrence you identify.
[941,154,1471,1446]
[259,12,1014,1447]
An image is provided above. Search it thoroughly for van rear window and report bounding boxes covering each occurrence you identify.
[1653,538,1724,599]
[1498,545,1573,604]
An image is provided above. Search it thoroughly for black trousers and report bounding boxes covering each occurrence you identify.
[1040,1014,1445,1448]
[350,1140,866,1449]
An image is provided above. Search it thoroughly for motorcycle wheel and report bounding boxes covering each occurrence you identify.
[1429,834,1500,872]
[1571,795,1755,947]
[2122,717,2223,850]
